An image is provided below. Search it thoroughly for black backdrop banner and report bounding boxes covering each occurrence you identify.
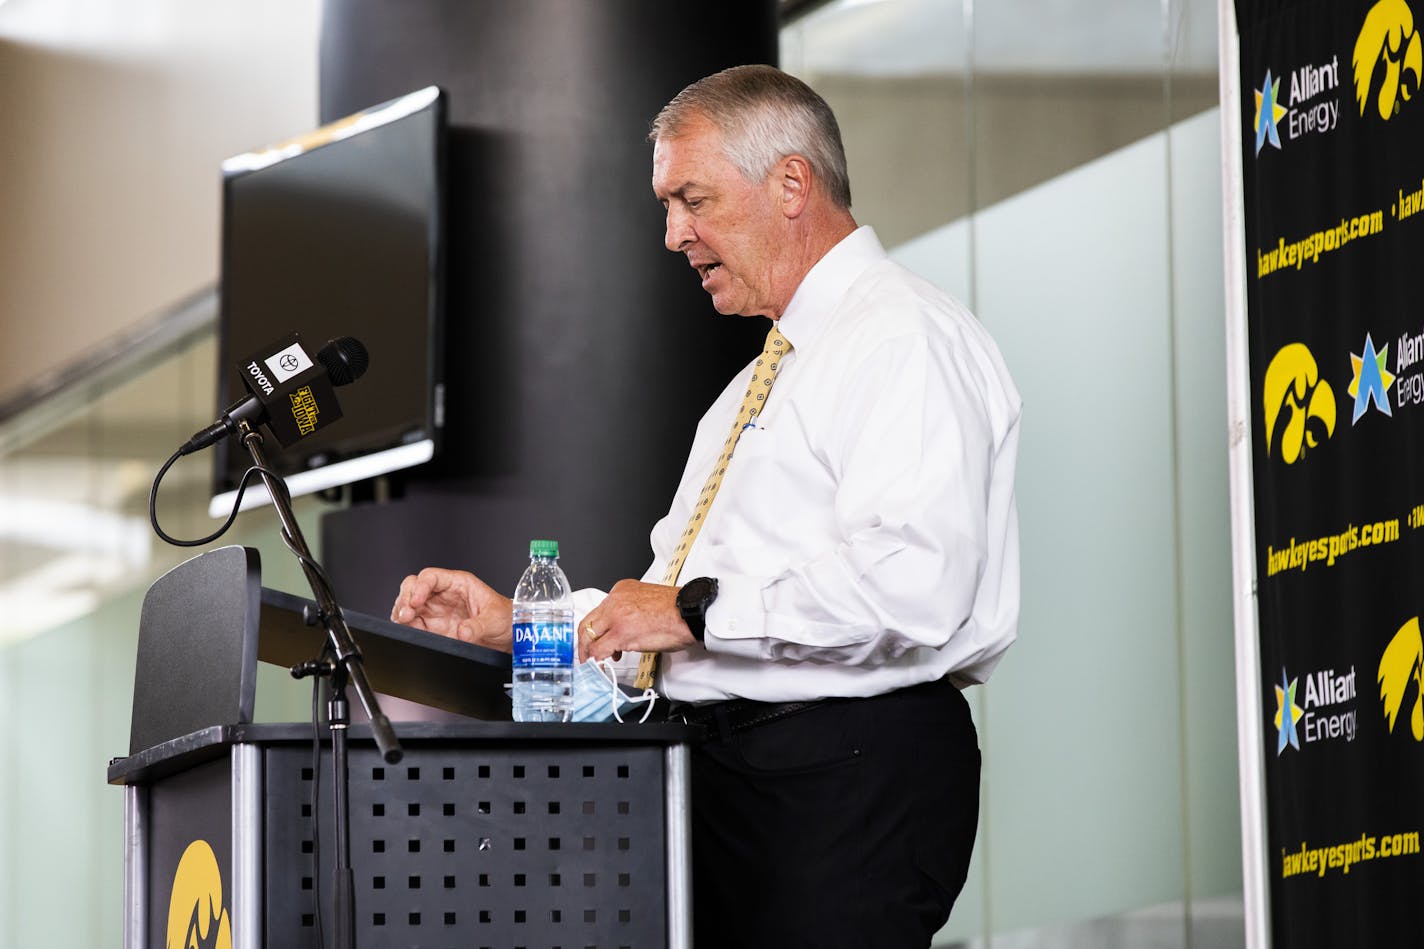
[1236,0,1424,943]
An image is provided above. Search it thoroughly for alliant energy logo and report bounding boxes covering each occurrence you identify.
[1274,665,1359,754]
[1263,343,1336,464]
[1253,56,1342,155]
[1285,56,1342,139]
[1353,0,1423,121]
[166,839,231,949]
[1275,669,1305,752]
[1392,323,1424,409]
[1349,332,1396,422]
[1379,616,1424,740]
[1254,70,1288,154]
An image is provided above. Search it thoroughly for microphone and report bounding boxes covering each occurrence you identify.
[180,334,370,455]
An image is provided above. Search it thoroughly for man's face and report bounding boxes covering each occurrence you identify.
[651,115,785,317]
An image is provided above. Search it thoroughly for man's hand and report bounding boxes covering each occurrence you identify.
[391,567,514,652]
[579,579,696,663]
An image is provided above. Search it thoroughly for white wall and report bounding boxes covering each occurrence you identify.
[894,107,1236,940]
[0,0,321,405]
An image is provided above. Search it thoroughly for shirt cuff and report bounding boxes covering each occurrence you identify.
[700,574,769,660]
[700,572,884,664]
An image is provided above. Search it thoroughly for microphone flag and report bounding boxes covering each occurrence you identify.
[240,333,344,447]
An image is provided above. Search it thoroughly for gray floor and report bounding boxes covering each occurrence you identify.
[939,897,1247,949]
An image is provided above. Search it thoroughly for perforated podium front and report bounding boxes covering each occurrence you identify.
[109,721,696,949]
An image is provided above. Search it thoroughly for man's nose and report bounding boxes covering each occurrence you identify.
[665,206,693,252]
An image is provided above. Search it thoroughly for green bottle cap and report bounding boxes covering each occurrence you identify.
[529,539,559,558]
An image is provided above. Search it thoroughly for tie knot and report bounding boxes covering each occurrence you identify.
[764,326,789,359]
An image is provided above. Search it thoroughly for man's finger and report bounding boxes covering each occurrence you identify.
[392,574,417,622]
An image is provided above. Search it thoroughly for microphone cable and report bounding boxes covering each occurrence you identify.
[147,443,285,548]
[150,428,347,639]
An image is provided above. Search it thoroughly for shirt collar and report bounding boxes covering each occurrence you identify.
[774,225,886,352]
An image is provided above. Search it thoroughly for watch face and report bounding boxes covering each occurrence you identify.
[679,577,717,642]
[679,577,718,612]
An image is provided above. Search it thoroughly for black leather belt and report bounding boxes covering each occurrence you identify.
[673,698,826,734]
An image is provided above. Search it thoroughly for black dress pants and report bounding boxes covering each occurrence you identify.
[688,678,980,949]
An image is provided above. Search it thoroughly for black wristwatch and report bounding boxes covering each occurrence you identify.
[676,577,719,642]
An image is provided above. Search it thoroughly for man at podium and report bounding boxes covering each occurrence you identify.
[392,64,1021,949]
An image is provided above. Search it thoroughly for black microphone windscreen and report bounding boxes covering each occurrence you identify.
[318,337,370,387]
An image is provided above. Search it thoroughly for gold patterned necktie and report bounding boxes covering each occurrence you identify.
[634,324,791,690]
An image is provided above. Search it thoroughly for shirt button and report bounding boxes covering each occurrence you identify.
[728,619,739,632]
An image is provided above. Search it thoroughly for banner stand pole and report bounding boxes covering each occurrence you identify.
[1218,2,1271,946]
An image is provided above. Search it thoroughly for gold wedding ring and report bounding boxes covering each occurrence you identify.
[584,622,600,640]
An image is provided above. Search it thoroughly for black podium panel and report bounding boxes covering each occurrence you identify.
[146,756,235,949]
[111,723,696,949]
[265,739,670,947]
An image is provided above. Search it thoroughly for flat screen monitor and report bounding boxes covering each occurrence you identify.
[210,86,446,516]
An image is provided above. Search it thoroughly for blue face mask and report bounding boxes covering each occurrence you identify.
[570,658,659,723]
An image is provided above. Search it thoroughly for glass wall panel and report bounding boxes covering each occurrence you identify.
[1171,106,1242,927]
[0,331,326,946]
[974,129,1183,935]
[784,0,1238,946]
[1170,0,1224,125]
[782,0,972,249]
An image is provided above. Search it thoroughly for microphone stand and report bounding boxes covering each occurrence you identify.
[238,420,402,949]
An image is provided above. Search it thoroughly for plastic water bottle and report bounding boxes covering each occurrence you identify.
[511,539,574,722]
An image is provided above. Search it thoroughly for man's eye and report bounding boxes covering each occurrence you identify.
[687,198,704,210]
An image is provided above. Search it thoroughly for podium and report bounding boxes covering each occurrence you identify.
[109,547,697,948]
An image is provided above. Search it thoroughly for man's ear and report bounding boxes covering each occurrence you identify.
[778,155,812,219]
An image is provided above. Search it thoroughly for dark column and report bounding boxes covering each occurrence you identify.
[318,2,778,608]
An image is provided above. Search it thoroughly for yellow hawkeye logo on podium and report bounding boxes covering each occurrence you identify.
[166,838,231,949]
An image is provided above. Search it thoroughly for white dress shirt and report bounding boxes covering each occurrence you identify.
[577,226,1022,703]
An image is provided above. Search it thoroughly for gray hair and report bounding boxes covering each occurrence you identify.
[650,64,852,210]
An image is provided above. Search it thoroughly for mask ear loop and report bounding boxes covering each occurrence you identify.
[593,657,659,723]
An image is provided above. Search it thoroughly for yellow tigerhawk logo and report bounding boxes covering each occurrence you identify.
[1353,0,1423,119]
[1379,616,1424,740]
[167,839,232,949]
[1263,343,1336,464]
